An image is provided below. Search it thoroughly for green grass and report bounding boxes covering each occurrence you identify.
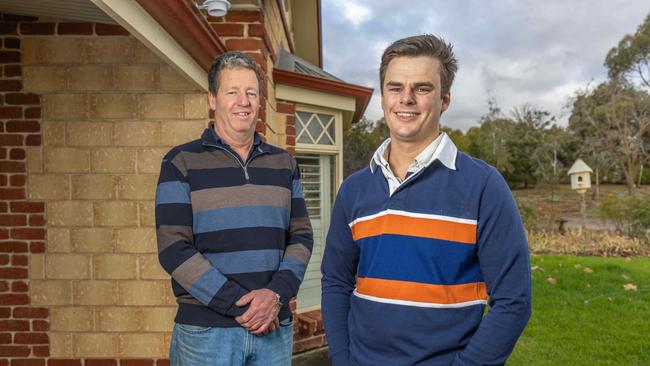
[508,255,650,366]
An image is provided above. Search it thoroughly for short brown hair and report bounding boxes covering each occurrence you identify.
[208,51,264,95]
[379,34,458,97]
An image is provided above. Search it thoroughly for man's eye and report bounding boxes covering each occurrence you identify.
[388,88,400,93]
[416,88,431,93]
[226,91,237,95]
[247,92,258,97]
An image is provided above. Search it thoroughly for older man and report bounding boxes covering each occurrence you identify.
[322,34,532,365]
[156,51,313,365]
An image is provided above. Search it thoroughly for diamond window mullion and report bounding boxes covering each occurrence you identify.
[295,111,336,146]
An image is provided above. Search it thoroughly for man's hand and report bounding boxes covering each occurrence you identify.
[235,289,281,335]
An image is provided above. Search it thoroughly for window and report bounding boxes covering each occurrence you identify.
[296,111,336,145]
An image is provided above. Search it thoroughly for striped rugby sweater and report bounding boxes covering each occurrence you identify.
[322,148,531,365]
[156,128,313,327]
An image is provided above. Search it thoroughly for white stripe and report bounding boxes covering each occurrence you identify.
[353,290,487,309]
[348,209,477,228]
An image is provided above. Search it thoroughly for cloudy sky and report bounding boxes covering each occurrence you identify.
[320,0,650,131]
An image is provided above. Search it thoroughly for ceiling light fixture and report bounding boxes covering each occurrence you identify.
[197,0,231,17]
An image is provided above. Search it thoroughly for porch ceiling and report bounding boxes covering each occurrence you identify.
[0,0,115,24]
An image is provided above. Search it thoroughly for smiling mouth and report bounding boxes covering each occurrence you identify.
[234,112,251,117]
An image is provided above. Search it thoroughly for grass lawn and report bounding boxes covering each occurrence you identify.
[508,255,649,366]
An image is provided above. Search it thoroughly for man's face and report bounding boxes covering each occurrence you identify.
[381,56,451,146]
[208,67,260,137]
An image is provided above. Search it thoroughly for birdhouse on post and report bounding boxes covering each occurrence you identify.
[567,158,593,193]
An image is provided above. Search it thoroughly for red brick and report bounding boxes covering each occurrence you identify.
[211,23,244,36]
[0,23,18,35]
[0,345,30,357]
[286,125,296,135]
[29,215,46,227]
[0,161,26,173]
[30,242,45,253]
[0,241,28,252]
[85,360,118,366]
[285,136,295,146]
[25,134,41,146]
[9,174,26,187]
[225,38,264,51]
[0,359,7,366]
[286,146,295,156]
[0,320,30,331]
[0,215,27,226]
[24,108,41,119]
[48,361,81,366]
[11,228,44,241]
[285,114,295,125]
[0,148,6,159]
[277,102,295,114]
[0,135,24,146]
[95,23,129,35]
[0,333,11,344]
[11,255,28,266]
[20,22,55,35]
[3,38,20,49]
[0,267,28,279]
[0,308,10,318]
[0,294,29,305]
[0,202,7,212]
[14,332,48,344]
[11,281,28,292]
[33,345,49,357]
[9,148,27,159]
[0,256,9,266]
[224,11,262,23]
[120,361,154,366]
[244,52,266,71]
[10,202,44,213]
[0,80,22,91]
[5,93,40,106]
[292,334,326,353]
[0,229,8,240]
[11,359,46,366]
[0,175,7,186]
[58,22,93,35]
[4,65,21,77]
[31,320,48,331]
[248,23,265,37]
[0,107,22,119]
[13,307,48,319]
[155,361,169,366]
[6,120,40,133]
[0,52,19,64]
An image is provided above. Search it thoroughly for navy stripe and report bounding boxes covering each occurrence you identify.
[357,234,482,285]
[159,240,197,273]
[195,227,286,252]
[187,168,246,190]
[290,198,309,218]
[156,204,193,227]
[248,167,292,187]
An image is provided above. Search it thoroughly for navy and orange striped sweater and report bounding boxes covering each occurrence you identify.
[322,139,531,365]
[156,127,313,327]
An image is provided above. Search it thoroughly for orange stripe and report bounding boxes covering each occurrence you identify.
[357,277,487,304]
[351,214,476,244]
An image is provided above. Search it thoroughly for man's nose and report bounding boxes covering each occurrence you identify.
[237,93,251,106]
[399,89,415,104]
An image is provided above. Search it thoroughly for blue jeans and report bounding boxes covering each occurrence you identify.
[170,319,293,366]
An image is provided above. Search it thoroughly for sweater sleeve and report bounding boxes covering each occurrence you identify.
[266,159,314,305]
[155,152,248,317]
[321,183,359,366]
[453,169,532,365]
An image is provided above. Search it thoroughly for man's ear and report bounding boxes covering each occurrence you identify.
[208,92,217,111]
[441,91,451,114]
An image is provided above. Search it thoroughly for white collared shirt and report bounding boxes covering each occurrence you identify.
[369,133,458,196]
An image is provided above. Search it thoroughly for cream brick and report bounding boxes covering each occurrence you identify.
[21,38,41,65]
[115,227,156,253]
[47,228,72,253]
[31,280,72,305]
[28,174,70,199]
[71,228,115,253]
[119,174,157,200]
[23,66,67,92]
[67,65,113,91]
[93,254,137,279]
[140,94,184,119]
[71,174,117,200]
[94,201,138,227]
[160,120,206,146]
[113,121,160,146]
[132,41,163,63]
[118,280,167,305]
[73,280,118,305]
[51,306,94,331]
[91,148,136,173]
[137,148,167,174]
[183,93,209,119]
[26,148,43,173]
[73,333,118,357]
[96,307,142,332]
[43,94,88,120]
[31,254,45,280]
[67,122,113,146]
[140,307,176,332]
[139,201,156,227]
[160,66,196,91]
[42,123,65,146]
[44,147,90,173]
[119,333,166,357]
[163,281,176,305]
[50,333,73,358]
[115,65,157,90]
[46,254,91,279]
[90,94,137,119]
[139,254,168,280]
[47,201,93,227]
[23,38,85,64]
[86,38,133,64]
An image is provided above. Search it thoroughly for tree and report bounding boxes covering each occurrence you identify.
[605,13,650,89]
[343,117,388,177]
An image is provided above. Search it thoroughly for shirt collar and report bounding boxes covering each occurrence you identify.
[369,132,457,173]
[202,122,263,149]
